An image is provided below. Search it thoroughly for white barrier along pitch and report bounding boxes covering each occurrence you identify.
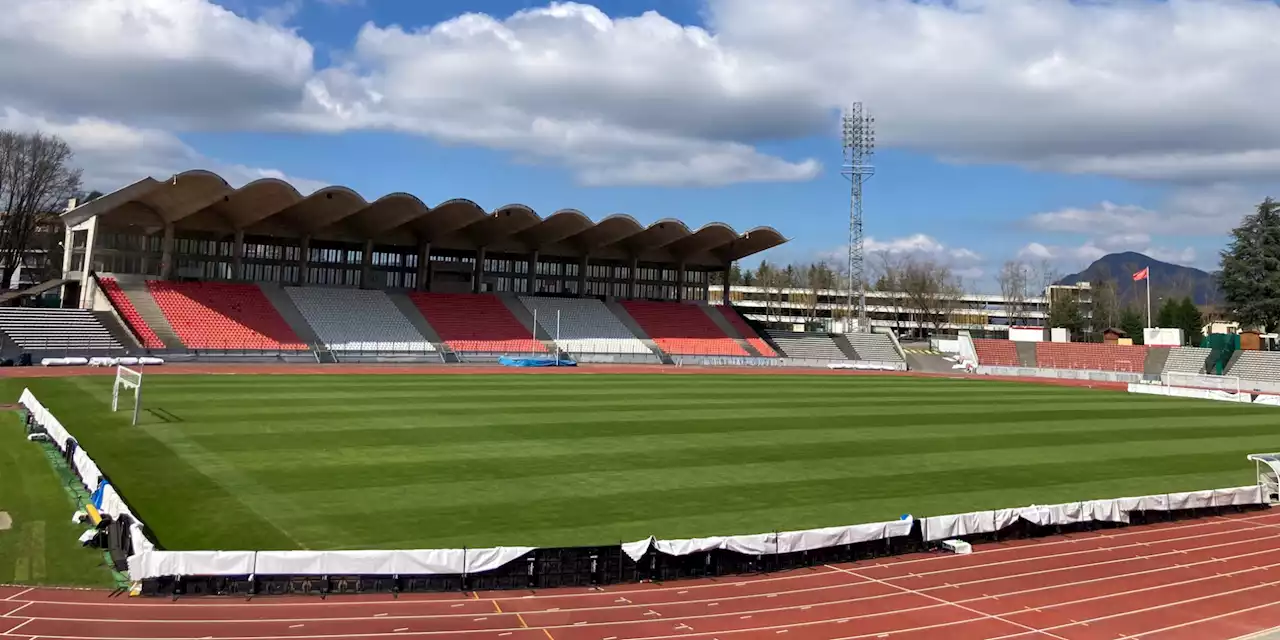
[1127,382,1261,404]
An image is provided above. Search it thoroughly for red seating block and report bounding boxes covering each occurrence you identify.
[715,306,778,357]
[98,277,165,350]
[1035,342,1148,373]
[973,339,1020,366]
[409,293,545,353]
[147,281,305,350]
[621,301,748,356]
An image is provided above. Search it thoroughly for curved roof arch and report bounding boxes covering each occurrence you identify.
[63,170,787,266]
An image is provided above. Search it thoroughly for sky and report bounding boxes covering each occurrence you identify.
[1,0,1278,292]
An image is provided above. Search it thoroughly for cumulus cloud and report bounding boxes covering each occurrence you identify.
[866,234,982,263]
[0,108,326,195]
[5,0,1280,188]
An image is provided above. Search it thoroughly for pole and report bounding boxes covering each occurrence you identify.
[532,309,538,356]
[1146,272,1152,329]
[556,310,561,365]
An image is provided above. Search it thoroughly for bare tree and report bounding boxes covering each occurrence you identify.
[0,130,81,289]
[871,251,906,335]
[802,260,837,325]
[899,257,961,338]
[997,261,1030,325]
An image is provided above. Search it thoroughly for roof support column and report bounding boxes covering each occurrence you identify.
[473,246,486,294]
[232,231,244,281]
[77,217,99,308]
[360,239,374,289]
[578,254,588,298]
[527,250,539,295]
[721,264,730,304]
[297,235,311,285]
[158,222,175,280]
[415,241,431,292]
[629,257,639,299]
[676,261,686,302]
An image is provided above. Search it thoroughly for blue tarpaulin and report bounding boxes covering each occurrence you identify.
[498,355,577,367]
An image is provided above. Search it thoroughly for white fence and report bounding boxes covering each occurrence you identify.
[977,365,1145,384]
[1128,382,1279,406]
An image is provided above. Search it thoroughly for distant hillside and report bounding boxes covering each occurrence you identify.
[1057,252,1222,306]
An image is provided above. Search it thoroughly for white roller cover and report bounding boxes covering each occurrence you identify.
[1255,395,1280,406]
[129,551,257,580]
[138,357,164,365]
[623,517,914,561]
[922,509,1022,543]
[1019,500,1129,527]
[71,447,103,493]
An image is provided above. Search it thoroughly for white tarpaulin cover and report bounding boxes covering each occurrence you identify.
[1255,395,1280,407]
[826,362,901,371]
[1128,383,1254,404]
[130,547,537,580]
[622,517,915,562]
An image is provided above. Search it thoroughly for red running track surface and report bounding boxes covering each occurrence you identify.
[4,511,1280,639]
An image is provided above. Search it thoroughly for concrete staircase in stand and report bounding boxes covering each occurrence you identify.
[498,294,560,354]
[1015,342,1038,367]
[699,304,760,356]
[115,277,184,350]
[257,284,324,347]
[605,299,673,364]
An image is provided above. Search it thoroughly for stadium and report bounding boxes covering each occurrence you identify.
[3,170,1280,640]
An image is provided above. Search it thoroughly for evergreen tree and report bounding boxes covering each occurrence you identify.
[1048,296,1086,335]
[1177,297,1203,345]
[1119,307,1145,345]
[1220,197,1280,331]
[1156,297,1179,329]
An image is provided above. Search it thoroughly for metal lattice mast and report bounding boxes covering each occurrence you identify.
[841,103,875,332]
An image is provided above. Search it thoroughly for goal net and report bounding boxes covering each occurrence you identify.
[112,365,143,425]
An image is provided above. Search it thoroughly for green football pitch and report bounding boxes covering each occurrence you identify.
[5,373,1276,552]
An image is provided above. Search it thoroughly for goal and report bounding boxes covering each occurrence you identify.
[112,365,143,425]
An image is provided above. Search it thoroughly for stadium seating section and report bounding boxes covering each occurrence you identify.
[519,296,650,355]
[286,287,433,352]
[973,339,1020,367]
[1035,342,1147,373]
[714,306,777,357]
[846,333,904,363]
[98,277,165,349]
[1162,346,1211,375]
[1227,351,1280,383]
[621,301,748,356]
[0,308,121,351]
[765,330,847,360]
[410,293,545,353]
[147,281,306,350]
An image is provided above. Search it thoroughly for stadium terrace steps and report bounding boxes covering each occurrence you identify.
[766,330,847,360]
[620,300,749,356]
[973,338,1020,367]
[408,293,545,354]
[1144,347,1171,376]
[700,305,761,356]
[385,292,447,345]
[96,276,164,350]
[93,310,143,352]
[498,295,560,353]
[1014,341,1039,367]
[105,276,183,350]
[519,296,652,355]
[715,305,778,357]
[1163,346,1212,375]
[1226,350,1280,383]
[0,308,122,352]
[1035,342,1148,373]
[829,333,862,360]
[604,300,672,363]
[147,281,307,350]
[845,333,904,363]
[285,286,434,352]
[257,284,324,347]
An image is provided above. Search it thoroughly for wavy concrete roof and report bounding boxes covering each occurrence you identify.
[64,170,786,267]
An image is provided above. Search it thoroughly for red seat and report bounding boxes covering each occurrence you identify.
[146,281,306,350]
[714,306,777,357]
[973,339,1020,366]
[1035,342,1148,373]
[98,277,165,349]
[409,293,545,353]
[621,301,748,356]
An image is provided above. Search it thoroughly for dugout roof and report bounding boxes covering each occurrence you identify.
[64,170,787,267]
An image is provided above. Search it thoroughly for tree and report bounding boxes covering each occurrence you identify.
[1177,297,1204,345]
[1048,294,1087,335]
[997,261,1030,325]
[899,257,961,338]
[1220,197,1280,331]
[1156,297,1180,330]
[1119,307,1145,345]
[871,251,906,334]
[0,130,82,289]
[1090,278,1120,342]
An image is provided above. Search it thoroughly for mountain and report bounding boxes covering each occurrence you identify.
[1056,252,1222,306]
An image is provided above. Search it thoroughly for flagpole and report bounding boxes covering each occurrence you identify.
[1146,270,1152,329]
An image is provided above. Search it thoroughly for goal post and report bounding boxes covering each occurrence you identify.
[113,365,143,425]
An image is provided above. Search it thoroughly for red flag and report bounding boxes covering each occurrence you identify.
[1133,267,1149,281]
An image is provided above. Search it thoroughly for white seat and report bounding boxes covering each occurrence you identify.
[285,287,435,352]
[519,296,650,354]
[1163,346,1211,375]
[765,331,847,360]
[1227,351,1280,383]
[0,308,122,351]
[846,333,904,363]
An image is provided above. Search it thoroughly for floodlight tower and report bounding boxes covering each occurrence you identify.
[841,103,875,332]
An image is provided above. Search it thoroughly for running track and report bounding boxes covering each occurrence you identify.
[4,511,1280,640]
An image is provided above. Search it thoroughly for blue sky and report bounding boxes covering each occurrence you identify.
[3,0,1278,290]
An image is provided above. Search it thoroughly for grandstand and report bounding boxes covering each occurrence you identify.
[519,296,653,357]
[1035,342,1147,373]
[621,300,748,356]
[285,286,433,352]
[1162,346,1212,375]
[0,308,121,352]
[765,330,847,360]
[147,281,306,350]
[1227,350,1280,383]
